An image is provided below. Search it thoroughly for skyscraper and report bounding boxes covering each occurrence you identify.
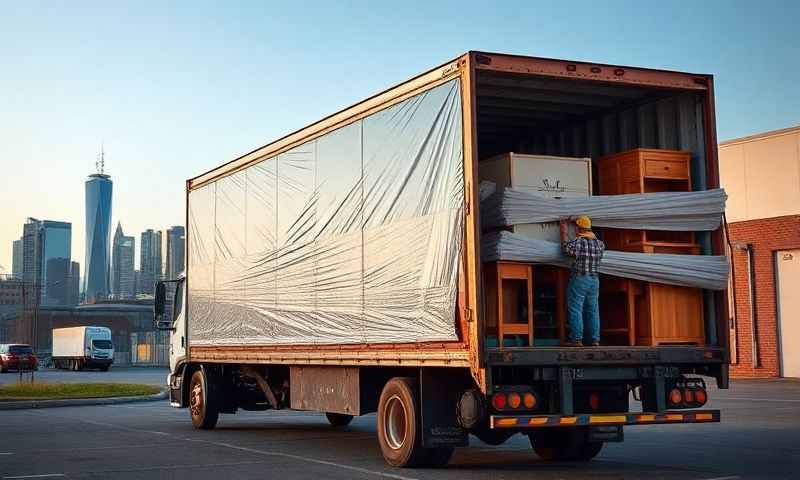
[68,261,80,306]
[112,223,135,299]
[40,220,71,305]
[84,163,113,303]
[139,229,162,295]
[22,218,42,289]
[165,226,185,280]
[11,239,22,279]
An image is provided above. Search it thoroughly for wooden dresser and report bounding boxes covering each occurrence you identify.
[597,148,705,346]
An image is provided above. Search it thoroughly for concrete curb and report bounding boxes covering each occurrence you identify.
[0,389,168,410]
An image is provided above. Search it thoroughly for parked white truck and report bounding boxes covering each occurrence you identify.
[52,326,114,371]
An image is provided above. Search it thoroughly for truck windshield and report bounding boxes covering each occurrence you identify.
[92,340,113,349]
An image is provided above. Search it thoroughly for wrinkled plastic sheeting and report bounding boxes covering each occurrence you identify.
[481,182,727,231]
[187,80,464,345]
[482,231,729,291]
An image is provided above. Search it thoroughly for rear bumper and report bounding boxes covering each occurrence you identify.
[3,360,37,370]
[486,346,726,366]
[490,409,720,429]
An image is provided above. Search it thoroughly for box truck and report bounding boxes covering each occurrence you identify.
[52,326,114,371]
[155,51,729,467]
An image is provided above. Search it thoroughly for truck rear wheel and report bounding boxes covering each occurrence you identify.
[325,413,353,427]
[376,377,453,468]
[189,370,219,430]
[529,427,603,461]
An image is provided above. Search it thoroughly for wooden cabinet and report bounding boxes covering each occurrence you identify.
[597,148,704,346]
[598,148,699,254]
[483,262,534,348]
[483,262,569,348]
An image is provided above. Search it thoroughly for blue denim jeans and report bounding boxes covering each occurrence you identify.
[567,275,600,343]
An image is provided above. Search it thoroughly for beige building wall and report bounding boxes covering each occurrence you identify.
[719,126,800,222]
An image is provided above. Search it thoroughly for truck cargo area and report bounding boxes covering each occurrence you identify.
[474,61,726,357]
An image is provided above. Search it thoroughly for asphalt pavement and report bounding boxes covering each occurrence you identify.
[1,379,799,479]
[0,367,168,386]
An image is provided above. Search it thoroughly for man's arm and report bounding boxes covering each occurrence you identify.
[560,218,576,256]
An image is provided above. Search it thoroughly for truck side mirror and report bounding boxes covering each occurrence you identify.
[154,281,166,317]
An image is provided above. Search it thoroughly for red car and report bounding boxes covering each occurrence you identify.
[0,344,39,373]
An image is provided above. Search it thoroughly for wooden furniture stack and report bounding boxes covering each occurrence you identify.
[597,148,705,346]
[480,153,591,346]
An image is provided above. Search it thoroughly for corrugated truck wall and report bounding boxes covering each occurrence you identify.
[516,91,719,345]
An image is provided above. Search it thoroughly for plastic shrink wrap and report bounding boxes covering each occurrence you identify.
[482,231,729,291]
[481,182,727,232]
[188,80,464,345]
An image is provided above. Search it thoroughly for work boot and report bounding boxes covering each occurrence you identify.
[591,341,600,347]
[563,340,583,347]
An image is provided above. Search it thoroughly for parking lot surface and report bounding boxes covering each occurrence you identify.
[1,379,798,479]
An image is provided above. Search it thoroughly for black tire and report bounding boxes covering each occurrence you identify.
[189,369,219,430]
[0,362,7,373]
[529,428,603,461]
[326,412,354,427]
[473,428,516,446]
[377,377,446,468]
[100,365,110,372]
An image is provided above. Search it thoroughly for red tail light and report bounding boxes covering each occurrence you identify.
[492,393,507,410]
[523,392,536,409]
[683,389,695,404]
[668,388,682,406]
[694,388,707,406]
[507,392,522,409]
[589,392,601,411]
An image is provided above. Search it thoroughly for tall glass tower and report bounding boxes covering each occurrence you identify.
[40,220,72,305]
[84,171,113,303]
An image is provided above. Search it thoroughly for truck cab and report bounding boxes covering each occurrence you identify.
[154,272,187,402]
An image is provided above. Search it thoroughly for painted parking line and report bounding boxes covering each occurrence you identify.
[3,474,66,479]
[190,439,420,480]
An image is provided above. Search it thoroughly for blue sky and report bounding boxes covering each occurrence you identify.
[1,0,798,272]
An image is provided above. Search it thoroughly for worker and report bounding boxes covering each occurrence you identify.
[559,215,605,347]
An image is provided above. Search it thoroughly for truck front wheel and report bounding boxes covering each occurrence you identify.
[529,427,603,461]
[189,370,219,430]
[376,377,453,468]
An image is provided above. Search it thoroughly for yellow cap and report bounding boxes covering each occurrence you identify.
[575,215,591,229]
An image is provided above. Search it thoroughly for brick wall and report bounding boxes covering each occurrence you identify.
[727,214,800,377]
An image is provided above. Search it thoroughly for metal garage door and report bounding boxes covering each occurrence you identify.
[777,250,800,378]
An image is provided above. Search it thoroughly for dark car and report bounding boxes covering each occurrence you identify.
[0,344,39,373]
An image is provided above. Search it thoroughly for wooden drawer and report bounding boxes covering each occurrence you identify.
[644,158,688,179]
